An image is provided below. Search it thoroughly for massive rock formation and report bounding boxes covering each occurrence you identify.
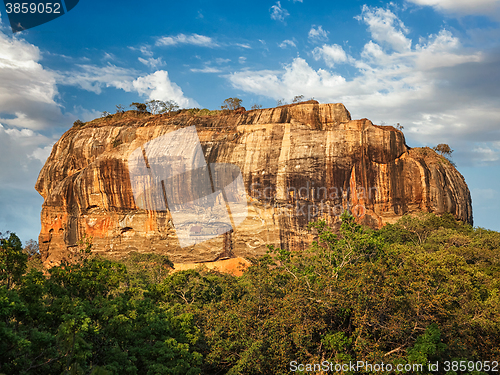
[36,102,473,267]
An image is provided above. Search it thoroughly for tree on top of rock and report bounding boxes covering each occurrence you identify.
[146,100,165,115]
[433,143,456,167]
[130,102,147,113]
[161,100,180,116]
[433,144,453,157]
[221,97,242,111]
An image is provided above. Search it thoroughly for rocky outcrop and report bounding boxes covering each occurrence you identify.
[172,257,252,277]
[36,102,473,267]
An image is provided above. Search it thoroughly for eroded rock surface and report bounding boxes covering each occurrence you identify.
[36,102,473,267]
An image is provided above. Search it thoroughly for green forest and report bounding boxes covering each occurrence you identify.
[1,212,499,374]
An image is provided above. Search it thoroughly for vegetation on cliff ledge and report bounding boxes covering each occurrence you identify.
[1,213,499,374]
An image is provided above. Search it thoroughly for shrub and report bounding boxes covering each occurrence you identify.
[130,102,147,113]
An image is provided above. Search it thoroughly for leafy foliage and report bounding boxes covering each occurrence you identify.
[0,240,202,374]
[129,102,147,113]
[433,143,453,156]
[145,99,164,115]
[0,233,27,289]
[161,99,180,115]
[73,119,84,127]
[221,97,242,111]
[1,213,500,374]
[433,143,456,166]
[145,99,180,115]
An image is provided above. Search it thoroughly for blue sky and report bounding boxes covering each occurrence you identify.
[1,0,500,242]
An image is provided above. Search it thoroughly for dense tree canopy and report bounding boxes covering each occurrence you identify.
[1,212,499,374]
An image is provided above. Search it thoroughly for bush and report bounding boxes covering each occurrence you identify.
[130,102,147,113]
[73,119,84,127]
[197,108,212,116]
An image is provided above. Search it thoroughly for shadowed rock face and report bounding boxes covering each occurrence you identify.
[36,102,473,267]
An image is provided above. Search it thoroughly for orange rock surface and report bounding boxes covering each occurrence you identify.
[171,257,252,277]
[36,102,473,268]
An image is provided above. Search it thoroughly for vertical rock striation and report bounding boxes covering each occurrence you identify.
[36,102,473,267]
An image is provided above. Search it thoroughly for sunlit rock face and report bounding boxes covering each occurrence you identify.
[36,102,473,268]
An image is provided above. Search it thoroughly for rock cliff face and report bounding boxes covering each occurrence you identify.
[36,102,473,267]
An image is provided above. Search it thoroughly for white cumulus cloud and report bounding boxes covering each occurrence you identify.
[57,64,138,94]
[0,27,63,130]
[227,6,499,167]
[312,44,349,67]
[356,5,411,52]
[59,64,198,108]
[228,58,346,100]
[131,71,199,108]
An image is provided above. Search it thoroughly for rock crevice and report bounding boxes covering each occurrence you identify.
[36,102,473,267]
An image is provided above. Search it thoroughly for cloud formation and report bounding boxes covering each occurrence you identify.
[355,5,411,52]
[57,64,138,94]
[308,25,329,43]
[130,71,199,108]
[228,5,499,165]
[407,0,500,18]
[138,57,166,69]
[58,64,198,108]
[190,66,222,73]
[236,43,251,49]
[270,2,290,22]
[0,27,63,129]
[312,44,349,67]
[279,39,297,48]
[0,124,54,240]
[156,33,218,47]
